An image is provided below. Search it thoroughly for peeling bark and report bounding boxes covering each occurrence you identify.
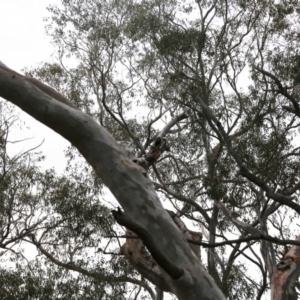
[122,229,172,292]
[0,64,226,300]
[271,235,300,300]
[120,210,202,292]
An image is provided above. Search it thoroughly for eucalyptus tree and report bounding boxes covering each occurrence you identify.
[0,102,144,299]
[1,0,300,299]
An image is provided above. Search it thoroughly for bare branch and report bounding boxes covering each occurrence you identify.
[0,63,226,300]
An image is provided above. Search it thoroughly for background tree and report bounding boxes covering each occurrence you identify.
[0,102,155,299]
[1,0,300,299]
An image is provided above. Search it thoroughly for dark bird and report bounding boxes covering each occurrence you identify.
[144,151,159,163]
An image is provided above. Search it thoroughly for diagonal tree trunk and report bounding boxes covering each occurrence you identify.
[0,63,226,300]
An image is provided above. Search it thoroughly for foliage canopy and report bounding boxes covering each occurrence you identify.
[1,0,300,299]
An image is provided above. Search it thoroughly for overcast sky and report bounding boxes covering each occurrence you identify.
[0,0,69,173]
[0,0,60,71]
[0,3,271,299]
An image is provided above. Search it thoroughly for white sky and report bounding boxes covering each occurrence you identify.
[0,2,272,299]
[0,0,59,70]
[0,0,68,173]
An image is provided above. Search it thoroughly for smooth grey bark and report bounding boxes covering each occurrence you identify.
[0,64,226,300]
[121,229,172,293]
[121,211,202,293]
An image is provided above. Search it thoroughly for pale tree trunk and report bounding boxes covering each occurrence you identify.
[121,211,202,292]
[0,63,226,300]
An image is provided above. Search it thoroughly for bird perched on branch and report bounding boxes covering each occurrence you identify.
[144,151,159,163]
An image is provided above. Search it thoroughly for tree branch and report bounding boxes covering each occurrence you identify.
[0,63,225,300]
[29,234,156,300]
